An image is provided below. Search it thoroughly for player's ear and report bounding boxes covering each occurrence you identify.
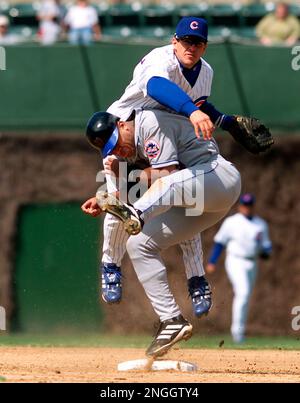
[118,120,131,135]
[171,36,177,46]
[117,121,126,132]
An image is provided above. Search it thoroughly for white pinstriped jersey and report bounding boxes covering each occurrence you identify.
[107,44,213,120]
[214,213,272,259]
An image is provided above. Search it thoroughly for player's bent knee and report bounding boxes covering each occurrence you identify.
[222,170,241,211]
[205,162,241,213]
[126,232,160,260]
[126,235,146,260]
[222,165,242,209]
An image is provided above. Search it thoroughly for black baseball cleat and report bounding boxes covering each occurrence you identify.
[96,190,143,235]
[146,314,193,358]
[188,276,212,318]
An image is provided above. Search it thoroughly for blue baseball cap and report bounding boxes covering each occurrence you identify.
[175,17,208,43]
[239,193,256,206]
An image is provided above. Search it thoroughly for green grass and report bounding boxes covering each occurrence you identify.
[0,333,299,350]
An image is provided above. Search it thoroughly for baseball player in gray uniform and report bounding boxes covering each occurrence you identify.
[97,16,237,315]
[83,108,241,357]
[206,193,272,343]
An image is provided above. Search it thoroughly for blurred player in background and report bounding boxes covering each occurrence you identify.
[206,193,272,343]
[256,2,300,46]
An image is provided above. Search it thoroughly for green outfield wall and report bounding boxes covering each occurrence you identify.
[13,203,103,332]
[0,41,299,130]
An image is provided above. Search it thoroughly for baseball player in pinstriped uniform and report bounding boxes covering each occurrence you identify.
[95,17,237,316]
[206,193,272,343]
[82,108,241,357]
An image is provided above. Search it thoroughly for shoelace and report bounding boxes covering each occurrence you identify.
[103,267,122,285]
[191,287,211,301]
[126,204,144,227]
[188,279,211,300]
[152,316,184,337]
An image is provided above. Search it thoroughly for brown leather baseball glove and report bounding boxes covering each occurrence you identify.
[228,115,274,154]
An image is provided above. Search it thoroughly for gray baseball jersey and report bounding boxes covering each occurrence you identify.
[134,108,219,169]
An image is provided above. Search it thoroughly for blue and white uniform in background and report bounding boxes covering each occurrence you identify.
[208,194,272,342]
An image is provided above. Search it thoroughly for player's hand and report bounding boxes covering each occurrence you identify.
[103,155,119,176]
[189,110,215,140]
[81,197,102,217]
[206,263,216,274]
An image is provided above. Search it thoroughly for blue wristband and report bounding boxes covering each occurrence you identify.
[208,242,224,264]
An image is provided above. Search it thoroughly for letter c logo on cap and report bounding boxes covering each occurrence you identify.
[190,21,199,30]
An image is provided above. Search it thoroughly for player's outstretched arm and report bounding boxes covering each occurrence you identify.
[147,76,214,140]
[206,242,225,273]
[81,197,103,217]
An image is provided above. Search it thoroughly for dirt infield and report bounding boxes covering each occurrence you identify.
[0,347,299,383]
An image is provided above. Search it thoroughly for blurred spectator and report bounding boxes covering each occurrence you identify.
[256,2,300,46]
[64,0,101,45]
[37,0,64,45]
[0,15,25,45]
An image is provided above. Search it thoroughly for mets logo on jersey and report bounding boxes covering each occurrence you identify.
[190,21,199,30]
[144,140,160,159]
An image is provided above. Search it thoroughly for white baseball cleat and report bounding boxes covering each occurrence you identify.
[96,190,143,235]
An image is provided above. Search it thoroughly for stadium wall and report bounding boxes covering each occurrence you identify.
[0,42,299,129]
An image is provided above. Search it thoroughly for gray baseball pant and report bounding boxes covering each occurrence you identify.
[127,156,241,321]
